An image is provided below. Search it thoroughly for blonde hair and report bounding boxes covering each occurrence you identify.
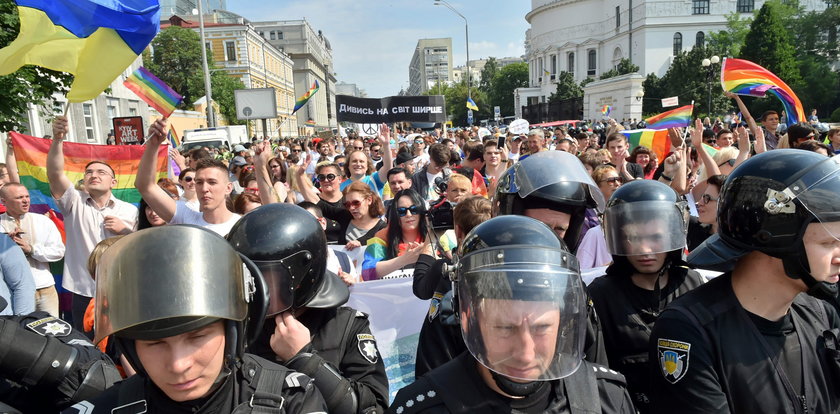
[697,146,739,181]
[87,236,125,280]
[447,173,472,190]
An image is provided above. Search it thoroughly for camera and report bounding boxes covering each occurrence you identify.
[427,176,454,230]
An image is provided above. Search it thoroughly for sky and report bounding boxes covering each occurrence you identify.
[227,0,532,98]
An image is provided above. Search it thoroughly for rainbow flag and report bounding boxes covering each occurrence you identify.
[305,119,316,127]
[0,0,160,102]
[620,129,671,162]
[645,104,693,130]
[721,58,805,127]
[601,105,612,116]
[10,132,167,212]
[293,80,320,113]
[167,126,180,147]
[124,67,183,117]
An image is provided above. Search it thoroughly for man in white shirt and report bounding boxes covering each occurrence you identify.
[0,183,65,316]
[47,116,138,332]
[137,119,241,237]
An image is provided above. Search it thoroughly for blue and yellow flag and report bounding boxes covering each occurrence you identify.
[466,97,479,111]
[0,0,160,102]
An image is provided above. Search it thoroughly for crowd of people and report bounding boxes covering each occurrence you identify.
[0,92,838,413]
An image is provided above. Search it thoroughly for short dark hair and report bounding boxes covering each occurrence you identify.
[84,160,115,177]
[195,158,229,179]
[605,133,627,146]
[429,143,452,166]
[178,167,195,181]
[760,110,779,121]
[387,167,408,181]
[188,148,211,162]
[715,128,733,138]
[297,201,323,217]
[787,124,815,143]
[795,139,830,154]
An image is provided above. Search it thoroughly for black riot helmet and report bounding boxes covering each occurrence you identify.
[604,180,689,256]
[453,215,587,396]
[689,150,840,288]
[227,203,349,316]
[494,151,605,252]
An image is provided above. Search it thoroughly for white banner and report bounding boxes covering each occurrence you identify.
[661,96,680,107]
[347,278,428,401]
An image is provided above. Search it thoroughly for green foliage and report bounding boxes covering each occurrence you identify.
[641,47,729,117]
[487,62,528,116]
[599,58,640,80]
[707,12,752,57]
[830,106,840,122]
[428,81,491,127]
[0,2,73,132]
[549,72,583,102]
[478,57,499,93]
[740,2,802,90]
[211,71,246,125]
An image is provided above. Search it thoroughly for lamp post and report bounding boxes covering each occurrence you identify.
[194,3,215,127]
[701,55,720,118]
[434,0,470,124]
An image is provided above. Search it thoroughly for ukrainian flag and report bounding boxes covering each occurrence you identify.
[0,0,160,102]
[466,97,479,111]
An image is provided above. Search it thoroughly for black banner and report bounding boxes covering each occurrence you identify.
[336,95,446,123]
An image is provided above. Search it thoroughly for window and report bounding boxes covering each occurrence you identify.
[616,6,620,28]
[276,31,283,40]
[82,103,96,142]
[692,0,709,14]
[673,33,683,55]
[587,50,596,76]
[568,52,575,75]
[225,41,236,61]
[270,31,276,40]
[107,98,119,119]
[550,54,557,75]
[696,31,705,48]
[736,0,754,12]
[128,100,138,116]
[538,57,544,81]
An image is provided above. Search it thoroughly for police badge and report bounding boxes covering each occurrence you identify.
[427,292,443,322]
[26,316,72,337]
[658,338,690,384]
[357,333,379,364]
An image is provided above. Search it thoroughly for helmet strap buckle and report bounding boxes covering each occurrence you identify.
[764,189,796,215]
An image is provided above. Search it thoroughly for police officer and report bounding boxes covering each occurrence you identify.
[650,149,840,413]
[587,180,705,412]
[390,215,634,413]
[0,297,121,413]
[63,226,327,413]
[495,150,609,366]
[227,203,389,414]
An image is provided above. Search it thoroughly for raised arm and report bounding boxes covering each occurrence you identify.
[253,140,286,204]
[5,139,19,184]
[46,116,74,198]
[295,156,320,204]
[733,125,751,167]
[135,119,176,222]
[376,123,393,184]
[692,119,720,178]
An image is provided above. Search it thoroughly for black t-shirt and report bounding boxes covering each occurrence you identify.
[745,311,803,396]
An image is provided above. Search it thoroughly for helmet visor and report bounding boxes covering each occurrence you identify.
[785,155,840,240]
[513,151,605,211]
[604,201,688,255]
[457,247,586,381]
[253,260,294,317]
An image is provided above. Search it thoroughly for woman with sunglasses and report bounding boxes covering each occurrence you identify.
[361,189,431,281]
[688,174,726,252]
[177,168,198,211]
[577,164,623,270]
[341,181,387,250]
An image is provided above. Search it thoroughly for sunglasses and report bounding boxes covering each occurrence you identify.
[269,164,281,169]
[243,165,255,172]
[699,193,719,204]
[718,159,736,168]
[705,139,716,145]
[344,199,363,209]
[182,176,194,182]
[317,173,337,182]
[291,149,302,153]
[338,162,345,167]
[397,205,421,217]
[353,146,364,150]
[600,176,621,184]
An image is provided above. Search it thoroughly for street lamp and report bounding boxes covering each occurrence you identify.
[434,0,471,124]
[193,5,215,127]
[701,55,720,117]
[636,88,645,102]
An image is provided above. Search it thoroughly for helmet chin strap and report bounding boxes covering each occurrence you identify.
[490,370,547,397]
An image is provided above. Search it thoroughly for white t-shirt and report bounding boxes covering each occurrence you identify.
[170,201,241,237]
[425,171,442,201]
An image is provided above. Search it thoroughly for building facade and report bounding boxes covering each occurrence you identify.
[252,19,338,132]
[159,0,227,17]
[452,56,525,85]
[408,38,454,96]
[336,82,364,98]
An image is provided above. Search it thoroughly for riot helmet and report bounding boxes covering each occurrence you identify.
[95,225,267,377]
[453,215,587,395]
[689,150,840,288]
[494,151,605,251]
[227,203,349,316]
[604,180,689,256]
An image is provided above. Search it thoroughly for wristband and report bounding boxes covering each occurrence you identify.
[660,173,673,182]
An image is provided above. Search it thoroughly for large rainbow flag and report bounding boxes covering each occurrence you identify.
[124,67,183,117]
[645,105,693,130]
[0,0,160,102]
[721,58,805,127]
[293,80,320,113]
[11,132,167,212]
[620,129,671,162]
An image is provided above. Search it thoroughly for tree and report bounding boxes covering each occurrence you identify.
[435,80,491,127]
[478,57,499,93]
[707,12,752,57]
[548,72,583,102]
[599,58,640,80]
[0,3,73,132]
[740,2,802,90]
[640,46,729,117]
[210,71,246,125]
[488,62,528,117]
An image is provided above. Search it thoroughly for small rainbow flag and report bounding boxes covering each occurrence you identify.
[645,104,693,130]
[293,80,320,113]
[721,58,805,127]
[167,126,180,147]
[620,129,671,162]
[124,67,183,117]
[10,132,167,212]
[305,119,316,127]
[466,97,479,111]
[601,105,612,116]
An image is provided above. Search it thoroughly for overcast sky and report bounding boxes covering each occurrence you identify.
[227,0,531,97]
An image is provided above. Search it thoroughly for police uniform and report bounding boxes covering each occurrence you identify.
[587,262,705,412]
[253,306,389,414]
[388,353,634,414]
[62,354,327,414]
[649,273,840,413]
[0,312,121,413]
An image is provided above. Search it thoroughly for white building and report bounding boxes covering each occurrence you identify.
[516,0,826,121]
[451,57,524,85]
[336,82,364,98]
[408,38,454,95]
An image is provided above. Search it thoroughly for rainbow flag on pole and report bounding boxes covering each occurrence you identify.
[124,67,183,117]
[620,129,671,162]
[645,104,693,130]
[601,105,612,116]
[0,0,160,102]
[721,58,806,127]
[293,80,320,113]
[10,132,167,212]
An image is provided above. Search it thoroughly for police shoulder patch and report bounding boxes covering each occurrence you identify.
[26,316,71,337]
[657,338,691,384]
[357,333,379,364]
[427,292,444,322]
